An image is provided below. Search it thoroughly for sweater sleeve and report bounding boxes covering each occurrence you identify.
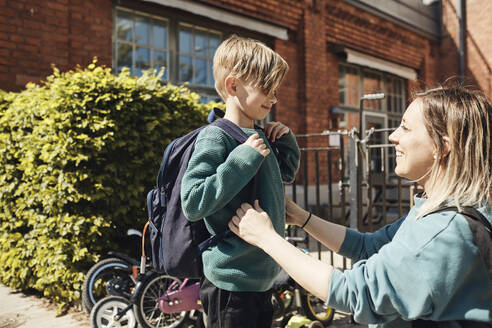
[270,130,300,183]
[327,212,488,325]
[181,130,265,221]
[327,239,434,325]
[338,217,406,261]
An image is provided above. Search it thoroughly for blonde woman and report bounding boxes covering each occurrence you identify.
[229,86,492,327]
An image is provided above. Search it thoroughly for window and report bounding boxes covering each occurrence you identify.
[338,64,406,113]
[385,76,405,115]
[362,72,383,110]
[339,66,359,108]
[338,64,407,174]
[178,24,220,88]
[114,10,170,80]
[113,8,222,102]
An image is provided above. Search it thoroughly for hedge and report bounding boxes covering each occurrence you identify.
[0,61,220,308]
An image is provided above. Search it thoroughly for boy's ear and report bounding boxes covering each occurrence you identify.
[225,76,237,96]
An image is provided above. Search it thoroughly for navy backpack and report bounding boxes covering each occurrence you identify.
[146,108,260,278]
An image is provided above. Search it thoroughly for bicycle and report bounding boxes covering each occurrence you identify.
[90,222,203,328]
[82,229,147,314]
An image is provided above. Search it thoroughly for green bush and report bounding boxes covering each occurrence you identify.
[0,61,219,307]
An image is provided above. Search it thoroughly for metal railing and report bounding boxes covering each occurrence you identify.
[287,94,417,269]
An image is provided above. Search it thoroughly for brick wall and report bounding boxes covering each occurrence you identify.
[324,1,432,71]
[3,0,490,187]
[198,0,303,32]
[273,37,303,135]
[3,0,488,130]
[439,0,461,85]
[0,0,112,91]
[439,0,492,98]
[465,0,492,98]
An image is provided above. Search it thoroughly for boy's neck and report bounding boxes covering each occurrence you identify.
[223,100,255,129]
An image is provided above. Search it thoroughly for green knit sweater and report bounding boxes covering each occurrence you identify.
[181,124,300,291]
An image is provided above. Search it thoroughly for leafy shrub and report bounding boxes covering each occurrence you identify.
[0,61,217,307]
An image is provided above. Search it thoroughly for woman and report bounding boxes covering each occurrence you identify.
[228,86,492,327]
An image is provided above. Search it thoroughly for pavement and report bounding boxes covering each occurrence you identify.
[0,283,364,328]
[0,284,90,328]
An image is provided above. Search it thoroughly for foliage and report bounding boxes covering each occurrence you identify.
[0,61,214,307]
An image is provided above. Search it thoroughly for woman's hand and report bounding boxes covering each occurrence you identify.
[228,200,275,248]
[285,196,309,227]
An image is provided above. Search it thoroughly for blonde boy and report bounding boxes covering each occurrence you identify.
[181,35,300,328]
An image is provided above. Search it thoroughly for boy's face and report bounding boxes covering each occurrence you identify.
[234,79,278,121]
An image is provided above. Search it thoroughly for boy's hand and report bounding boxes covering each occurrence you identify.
[244,133,270,157]
[265,121,289,142]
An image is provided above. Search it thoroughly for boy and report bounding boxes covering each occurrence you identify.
[180,35,300,328]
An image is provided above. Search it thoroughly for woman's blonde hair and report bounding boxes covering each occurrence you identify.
[416,86,492,217]
[213,35,289,101]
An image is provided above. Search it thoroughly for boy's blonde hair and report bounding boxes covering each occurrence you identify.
[213,35,289,101]
[415,86,492,217]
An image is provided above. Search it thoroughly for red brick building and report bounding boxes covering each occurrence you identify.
[1,0,491,136]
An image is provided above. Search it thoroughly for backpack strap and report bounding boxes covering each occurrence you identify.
[197,118,262,253]
[210,118,250,143]
[430,206,492,237]
[429,206,492,281]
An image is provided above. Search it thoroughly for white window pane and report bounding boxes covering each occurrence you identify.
[153,50,167,80]
[387,95,394,112]
[179,55,193,82]
[396,97,403,113]
[386,78,393,94]
[117,11,133,42]
[153,21,168,49]
[179,26,192,54]
[209,33,220,57]
[135,15,150,45]
[363,72,383,110]
[386,78,393,112]
[194,58,207,85]
[194,30,207,56]
[135,47,150,76]
[117,43,132,73]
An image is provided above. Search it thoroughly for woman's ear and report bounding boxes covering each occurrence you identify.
[442,136,451,157]
[224,76,237,96]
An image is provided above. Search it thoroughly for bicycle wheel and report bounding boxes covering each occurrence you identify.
[301,292,335,326]
[133,272,188,328]
[90,296,137,328]
[83,258,134,313]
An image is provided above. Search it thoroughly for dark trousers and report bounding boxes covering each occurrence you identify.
[200,276,273,328]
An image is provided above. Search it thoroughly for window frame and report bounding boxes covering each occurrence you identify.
[338,63,407,116]
[338,64,407,176]
[112,6,225,102]
[112,3,274,106]
[113,8,172,79]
